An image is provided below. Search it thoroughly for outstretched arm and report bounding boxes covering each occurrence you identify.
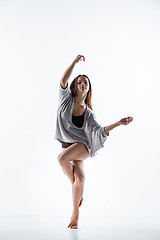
[60,55,85,88]
[104,117,133,134]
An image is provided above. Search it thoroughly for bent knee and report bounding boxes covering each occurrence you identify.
[58,153,66,165]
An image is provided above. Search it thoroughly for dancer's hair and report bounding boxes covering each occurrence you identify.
[70,75,93,110]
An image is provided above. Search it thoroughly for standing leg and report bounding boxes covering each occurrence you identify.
[58,142,90,229]
[68,160,85,229]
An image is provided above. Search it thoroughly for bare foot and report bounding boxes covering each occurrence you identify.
[68,212,79,229]
[79,197,83,207]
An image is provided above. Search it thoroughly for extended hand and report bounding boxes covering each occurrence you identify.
[119,117,133,125]
[73,55,85,64]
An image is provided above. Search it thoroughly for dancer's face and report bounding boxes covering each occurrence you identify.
[76,76,90,94]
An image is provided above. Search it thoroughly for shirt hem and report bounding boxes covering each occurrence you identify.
[55,138,92,158]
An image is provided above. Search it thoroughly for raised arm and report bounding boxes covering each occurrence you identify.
[60,55,85,88]
[104,117,133,134]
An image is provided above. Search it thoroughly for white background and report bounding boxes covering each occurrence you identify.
[0,0,160,239]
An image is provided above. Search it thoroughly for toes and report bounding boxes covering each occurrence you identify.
[68,224,78,229]
[71,225,78,229]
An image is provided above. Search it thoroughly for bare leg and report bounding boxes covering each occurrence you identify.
[58,147,75,184]
[68,160,85,229]
[58,143,89,184]
[59,160,75,184]
[72,179,84,212]
[58,143,89,229]
[70,160,85,207]
[68,177,85,229]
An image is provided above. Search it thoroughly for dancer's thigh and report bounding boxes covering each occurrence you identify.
[60,142,90,162]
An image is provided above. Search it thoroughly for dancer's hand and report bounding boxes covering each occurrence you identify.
[73,55,85,64]
[119,117,133,125]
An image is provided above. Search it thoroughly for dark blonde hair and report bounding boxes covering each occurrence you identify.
[70,75,93,110]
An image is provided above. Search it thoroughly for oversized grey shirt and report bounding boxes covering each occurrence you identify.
[54,83,109,158]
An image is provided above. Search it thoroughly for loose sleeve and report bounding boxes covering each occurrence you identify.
[87,111,109,157]
[58,82,71,107]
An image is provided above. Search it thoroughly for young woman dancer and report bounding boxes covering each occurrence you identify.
[55,55,133,229]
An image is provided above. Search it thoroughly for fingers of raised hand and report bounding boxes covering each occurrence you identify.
[75,55,85,63]
[80,55,85,61]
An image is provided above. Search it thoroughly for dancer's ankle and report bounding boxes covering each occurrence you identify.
[72,209,79,215]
